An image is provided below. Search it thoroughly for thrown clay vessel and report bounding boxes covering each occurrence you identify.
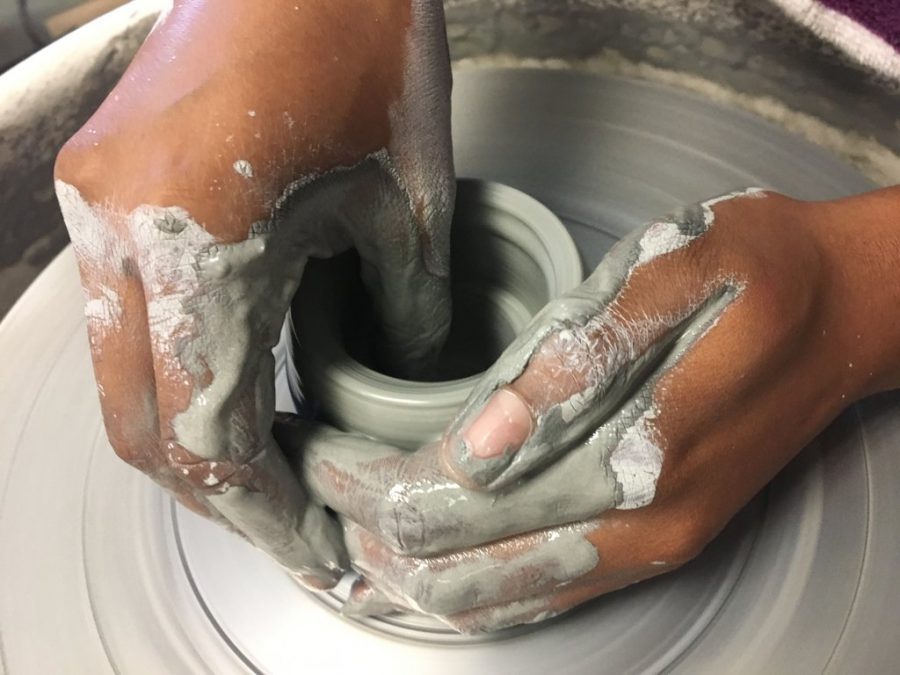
[292,179,583,449]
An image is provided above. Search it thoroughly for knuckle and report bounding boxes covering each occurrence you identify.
[105,427,157,473]
[679,232,716,282]
[377,493,426,556]
[545,326,596,382]
[167,453,234,492]
[155,379,270,466]
[741,275,813,355]
[660,514,715,566]
[748,271,790,313]
[55,120,211,211]
[390,554,475,616]
[99,398,159,473]
[54,133,102,187]
[168,414,235,467]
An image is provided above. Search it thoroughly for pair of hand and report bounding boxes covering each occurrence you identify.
[55,0,900,631]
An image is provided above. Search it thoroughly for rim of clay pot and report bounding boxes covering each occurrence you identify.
[293,178,583,448]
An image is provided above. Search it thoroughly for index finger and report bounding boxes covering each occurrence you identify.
[440,190,765,490]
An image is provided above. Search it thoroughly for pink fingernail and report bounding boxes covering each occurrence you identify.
[462,388,533,459]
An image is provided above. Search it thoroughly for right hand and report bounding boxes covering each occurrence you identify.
[299,187,900,628]
[53,0,455,588]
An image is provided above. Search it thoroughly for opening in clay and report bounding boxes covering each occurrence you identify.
[344,200,549,381]
[292,179,581,449]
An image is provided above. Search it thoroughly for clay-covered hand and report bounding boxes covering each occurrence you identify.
[300,187,900,628]
[53,0,454,588]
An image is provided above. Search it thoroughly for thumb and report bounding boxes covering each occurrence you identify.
[440,200,736,490]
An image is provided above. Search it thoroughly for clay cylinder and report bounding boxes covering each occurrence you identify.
[291,179,582,449]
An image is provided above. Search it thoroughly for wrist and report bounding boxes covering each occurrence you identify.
[810,187,900,396]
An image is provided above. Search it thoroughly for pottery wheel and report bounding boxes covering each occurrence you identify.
[2,68,900,674]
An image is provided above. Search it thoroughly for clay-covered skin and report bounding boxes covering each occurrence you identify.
[304,187,900,631]
[54,0,455,587]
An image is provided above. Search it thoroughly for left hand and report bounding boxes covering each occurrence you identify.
[293,187,900,632]
[55,0,455,588]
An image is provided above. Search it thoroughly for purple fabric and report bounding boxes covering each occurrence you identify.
[818,0,900,50]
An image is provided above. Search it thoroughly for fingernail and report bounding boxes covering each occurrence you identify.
[341,579,401,617]
[291,568,342,591]
[462,388,533,459]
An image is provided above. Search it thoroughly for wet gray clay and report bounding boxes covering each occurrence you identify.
[292,179,583,449]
